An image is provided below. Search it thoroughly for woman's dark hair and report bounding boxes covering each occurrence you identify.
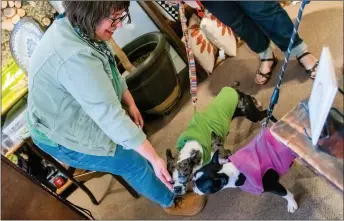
[63,1,130,39]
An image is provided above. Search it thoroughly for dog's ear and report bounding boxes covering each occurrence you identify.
[211,150,220,164]
[189,149,202,166]
[166,148,175,175]
[166,148,174,162]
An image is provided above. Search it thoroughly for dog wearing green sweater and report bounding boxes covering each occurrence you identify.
[166,87,277,195]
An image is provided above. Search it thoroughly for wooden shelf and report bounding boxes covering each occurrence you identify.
[4,139,87,195]
[55,169,87,195]
[56,179,73,195]
[4,140,25,158]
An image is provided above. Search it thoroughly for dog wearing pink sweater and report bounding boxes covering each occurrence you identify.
[192,129,299,213]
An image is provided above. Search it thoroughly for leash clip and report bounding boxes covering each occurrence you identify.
[192,100,197,113]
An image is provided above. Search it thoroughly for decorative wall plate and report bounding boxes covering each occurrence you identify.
[10,17,45,73]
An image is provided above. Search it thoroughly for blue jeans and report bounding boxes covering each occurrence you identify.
[34,141,175,208]
[202,1,304,53]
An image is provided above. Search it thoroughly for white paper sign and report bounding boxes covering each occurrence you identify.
[308,47,338,146]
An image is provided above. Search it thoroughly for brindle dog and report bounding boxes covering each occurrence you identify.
[166,88,277,195]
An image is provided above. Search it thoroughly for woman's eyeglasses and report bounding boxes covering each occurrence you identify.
[107,12,131,27]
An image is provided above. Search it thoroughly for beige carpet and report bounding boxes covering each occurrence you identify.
[67,2,344,220]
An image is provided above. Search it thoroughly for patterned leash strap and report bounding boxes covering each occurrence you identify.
[262,0,310,128]
[178,2,198,112]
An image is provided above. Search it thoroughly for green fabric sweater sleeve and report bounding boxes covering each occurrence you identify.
[176,87,239,164]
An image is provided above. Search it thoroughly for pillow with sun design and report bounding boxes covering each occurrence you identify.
[188,13,218,74]
[200,10,237,57]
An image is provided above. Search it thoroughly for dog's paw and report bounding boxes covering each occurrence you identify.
[287,199,298,213]
[223,149,232,157]
[252,97,263,110]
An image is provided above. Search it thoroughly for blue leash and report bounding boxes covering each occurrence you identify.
[263,0,310,128]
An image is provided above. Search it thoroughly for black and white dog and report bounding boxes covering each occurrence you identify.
[166,88,277,196]
[192,130,299,213]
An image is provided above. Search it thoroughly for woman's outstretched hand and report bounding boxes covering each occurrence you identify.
[151,155,173,190]
[135,140,173,191]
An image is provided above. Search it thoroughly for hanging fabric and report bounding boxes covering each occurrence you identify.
[195,0,205,17]
[178,2,198,112]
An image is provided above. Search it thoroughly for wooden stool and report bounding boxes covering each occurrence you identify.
[25,138,139,205]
